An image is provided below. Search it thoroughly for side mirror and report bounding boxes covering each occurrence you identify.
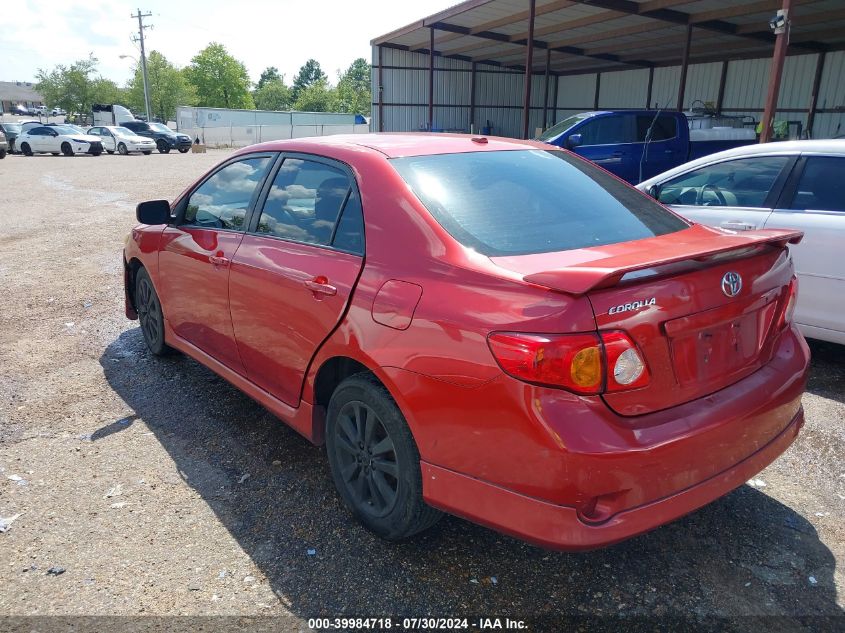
[646,184,661,199]
[50,130,58,136]
[565,133,583,149]
[136,199,171,225]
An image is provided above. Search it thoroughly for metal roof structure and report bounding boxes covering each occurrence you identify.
[372,0,844,76]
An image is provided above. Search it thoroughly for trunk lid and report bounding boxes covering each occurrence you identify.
[492,224,802,416]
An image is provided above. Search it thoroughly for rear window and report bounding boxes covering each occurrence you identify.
[391,149,688,256]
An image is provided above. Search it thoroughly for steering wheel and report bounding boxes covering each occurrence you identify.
[696,183,728,206]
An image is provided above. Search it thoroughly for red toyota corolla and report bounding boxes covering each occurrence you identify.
[123,134,809,550]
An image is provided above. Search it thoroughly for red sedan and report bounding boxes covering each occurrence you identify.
[124,134,809,550]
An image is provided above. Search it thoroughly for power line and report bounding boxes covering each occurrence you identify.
[131,9,153,120]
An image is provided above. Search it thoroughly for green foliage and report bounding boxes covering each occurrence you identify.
[291,59,327,103]
[36,54,103,116]
[91,78,125,106]
[293,79,335,112]
[253,79,291,111]
[185,43,254,109]
[127,51,196,121]
[256,66,281,90]
[332,58,370,116]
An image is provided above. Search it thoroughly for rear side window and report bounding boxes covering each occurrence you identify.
[637,114,677,142]
[391,149,687,256]
[788,156,844,212]
[256,158,352,246]
[183,157,273,230]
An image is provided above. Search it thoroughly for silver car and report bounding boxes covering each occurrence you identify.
[639,140,845,346]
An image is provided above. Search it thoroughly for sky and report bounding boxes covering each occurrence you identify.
[0,0,457,86]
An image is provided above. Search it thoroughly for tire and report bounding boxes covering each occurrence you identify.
[178,148,189,153]
[156,140,170,154]
[107,150,114,155]
[21,142,32,156]
[61,142,73,156]
[326,374,443,540]
[51,152,59,156]
[0,149,6,159]
[142,151,152,155]
[134,267,172,356]
[118,142,128,155]
[92,150,102,156]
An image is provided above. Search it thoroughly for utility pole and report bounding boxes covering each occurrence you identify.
[131,9,153,121]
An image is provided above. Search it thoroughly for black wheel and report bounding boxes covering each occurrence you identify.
[0,149,6,159]
[107,150,114,155]
[21,142,32,156]
[118,142,128,155]
[178,147,189,153]
[51,152,59,156]
[142,150,152,155]
[326,374,442,540]
[156,140,170,154]
[134,268,172,356]
[61,142,73,156]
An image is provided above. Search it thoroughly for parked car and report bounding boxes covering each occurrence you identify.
[51,107,66,117]
[87,126,155,155]
[17,125,103,156]
[33,105,47,116]
[0,122,21,153]
[120,120,191,153]
[638,140,845,346]
[538,110,757,184]
[0,129,7,159]
[123,134,808,550]
[11,104,29,116]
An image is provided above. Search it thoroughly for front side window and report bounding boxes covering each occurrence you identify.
[392,149,687,256]
[183,157,273,230]
[578,114,636,145]
[788,156,844,212]
[256,158,352,246]
[657,156,790,208]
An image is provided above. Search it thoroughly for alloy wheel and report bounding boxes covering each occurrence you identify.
[136,276,161,347]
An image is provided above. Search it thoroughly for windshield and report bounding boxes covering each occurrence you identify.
[113,127,136,137]
[3,124,21,133]
[537,114,591,142]
[52,126,83,135]
[391,150,688,257]
[149,123,171,133]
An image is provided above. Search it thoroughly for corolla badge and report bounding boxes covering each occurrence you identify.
[721,271,743,297]
[608,297,656,315]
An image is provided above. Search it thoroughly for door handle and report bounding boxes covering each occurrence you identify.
[720,221,755,231]
[209,255,230,266]
[304,276,337,297]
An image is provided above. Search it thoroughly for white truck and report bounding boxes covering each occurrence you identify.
[92,104,135,126]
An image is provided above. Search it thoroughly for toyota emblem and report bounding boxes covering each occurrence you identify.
[721,271,742,297]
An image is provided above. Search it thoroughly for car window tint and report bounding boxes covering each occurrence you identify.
[579,114,636,145]
[331,189,365,254]
[392,149,688,256]
[636,114,677,142]
[788,156,844,212]
[256,158,351,246]
[657,156,790,207]
[183,157,273,231]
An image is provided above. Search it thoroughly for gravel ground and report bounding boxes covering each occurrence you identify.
[0,145,842,632]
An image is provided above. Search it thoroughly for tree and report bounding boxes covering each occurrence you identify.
[291,59,327,103]
[256,66,281,90]
[127,51,196,121]
[253,79,291,111]
[293,79,335,112]
[36,54,100,116]
[332,58,370,116]
[185,43,254,109]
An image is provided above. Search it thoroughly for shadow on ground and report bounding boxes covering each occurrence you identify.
[99,329,841,630]
[805,339,845,405]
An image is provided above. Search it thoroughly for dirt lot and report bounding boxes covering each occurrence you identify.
[0,145,842,631]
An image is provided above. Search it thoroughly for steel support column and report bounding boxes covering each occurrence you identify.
[470,62,477,133]
[521,0,537,139]
[677,25,692,111]
[716,60,729,115]
[377,46,384,132]
[542,48,551,129]
[806,51,826,138]
[760,0,793,143]
[646,66,654,108]
[428,27,435,131]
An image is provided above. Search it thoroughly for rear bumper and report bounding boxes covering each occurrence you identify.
[423,405,803,551]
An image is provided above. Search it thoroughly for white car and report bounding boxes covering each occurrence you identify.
[86,126,156,155]
[638,140,845,345]
[16,125,104,157]
[51,107,66,116]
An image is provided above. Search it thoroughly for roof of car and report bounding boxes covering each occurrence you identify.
[639,139,845,187]
[244,133,550,159]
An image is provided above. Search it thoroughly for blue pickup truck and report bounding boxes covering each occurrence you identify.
[538,110,757,184]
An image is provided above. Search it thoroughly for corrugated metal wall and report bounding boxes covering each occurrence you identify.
[373,45,845,139]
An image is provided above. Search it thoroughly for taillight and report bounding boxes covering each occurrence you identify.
[777,276,798,330]
[487,330,648,394]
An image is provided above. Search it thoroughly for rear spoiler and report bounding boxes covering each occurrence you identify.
[523,227,803,295]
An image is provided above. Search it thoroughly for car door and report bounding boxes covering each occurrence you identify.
[95,128,115,152]
[654,155,796,231]
[635,113,685,183]
[766,154,845,341]
[228,155,366,406]
[570,113,637,182]
[158,153,276,373]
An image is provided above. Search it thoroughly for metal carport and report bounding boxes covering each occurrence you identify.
[371,0,845,141]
